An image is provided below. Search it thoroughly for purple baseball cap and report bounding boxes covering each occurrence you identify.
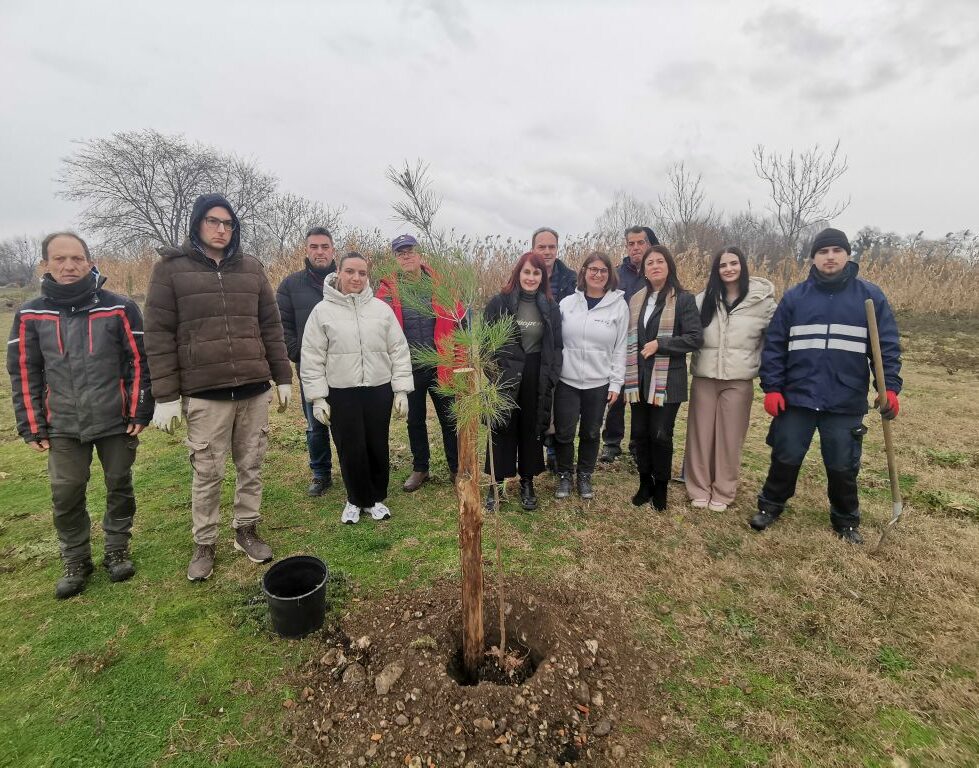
[391,234,419,252]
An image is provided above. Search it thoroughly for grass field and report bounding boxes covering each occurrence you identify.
[1,294,977,767]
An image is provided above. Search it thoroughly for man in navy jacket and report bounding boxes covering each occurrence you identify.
[752,228,902,544]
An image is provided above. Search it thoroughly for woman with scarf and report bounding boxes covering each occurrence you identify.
[625,245,703,510]
[483,251,563,512]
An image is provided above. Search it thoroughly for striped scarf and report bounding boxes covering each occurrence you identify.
[623,287,676,406]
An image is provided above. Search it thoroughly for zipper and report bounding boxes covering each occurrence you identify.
[352,295,364,385]
[216,269,238,385]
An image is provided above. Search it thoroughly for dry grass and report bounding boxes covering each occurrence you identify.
[92,241,979,319]
[493,339,979,766]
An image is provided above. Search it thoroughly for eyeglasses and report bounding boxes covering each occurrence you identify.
[203,216,235,231]
[586,267,609,275]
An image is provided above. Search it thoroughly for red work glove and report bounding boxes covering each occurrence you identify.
[878,390,900,420]
[764,392,786,418]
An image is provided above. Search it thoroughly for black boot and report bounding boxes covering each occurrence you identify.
[55,559,94,600]
[632,475,654,506]
[485,483,503,512]
[555,472,572,499]
[103,547,135,583]
[576,472,594,499]
[835,526,864,545]
[520,477,538,511]
[651,478,668,511]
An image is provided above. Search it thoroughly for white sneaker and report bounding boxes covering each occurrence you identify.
[708,500,729,512]
[368,502,391,521]
[691,498,709,509]
[340,502,360,524]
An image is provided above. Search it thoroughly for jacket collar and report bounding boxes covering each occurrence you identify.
[41,268,106,312]
[323,271,373,305]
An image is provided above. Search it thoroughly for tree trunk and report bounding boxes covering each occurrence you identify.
[454,367,483,680]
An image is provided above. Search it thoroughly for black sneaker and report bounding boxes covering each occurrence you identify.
[55,559,94,600]
[307,477,332,497]
[520,478,538,511]
[599,445,621,463]
[103,548,135,583]
[749,510,779,531]
[554,472,572,499]
[485,483,503,513]
[576,473,594,499]
[835,526,864,545]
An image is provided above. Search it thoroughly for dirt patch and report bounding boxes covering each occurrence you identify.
[282,579,665,767]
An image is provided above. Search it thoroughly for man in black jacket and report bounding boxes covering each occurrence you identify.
[532,227,577,303]
[276,227,337,496]
[7,232,153,598]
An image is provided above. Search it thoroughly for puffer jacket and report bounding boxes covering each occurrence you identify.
[144,240,292,402]
[691,277,776,381]
[276,259,336,366]
[558,289,629,392]
[7,270,153,443]
[300,273,414,400]
[484,290,563,437]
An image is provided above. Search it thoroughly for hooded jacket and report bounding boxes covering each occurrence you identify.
[558,289,629,392]
[7,269,153,443]
[143,193,292,402]
[484,289,563,437]
[299,272,414,399]
[691,277,776,381]
[760,262,902,414]
[276,258,337,367]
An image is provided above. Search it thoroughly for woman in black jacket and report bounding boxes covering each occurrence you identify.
[623,245,703,510]
[484,251,563,511]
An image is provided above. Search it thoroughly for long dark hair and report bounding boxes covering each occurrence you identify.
[700,246,749,328]
[502,251,552,299]
[642,245,683,306]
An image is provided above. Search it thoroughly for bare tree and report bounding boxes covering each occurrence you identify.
[752,141,850,256]
[0,235,42,286]
[593,190,657,246]
[59,130,278,252]
[256,192,346,260]
[385,160,446,252]
[657,162,717,251]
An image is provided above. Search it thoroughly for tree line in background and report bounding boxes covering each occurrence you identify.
[1,129,977,286]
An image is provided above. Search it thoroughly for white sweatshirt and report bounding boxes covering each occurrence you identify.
[558,289,629,392]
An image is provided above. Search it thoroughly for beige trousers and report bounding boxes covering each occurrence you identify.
[184,392,271,544]
[684,377,754,506]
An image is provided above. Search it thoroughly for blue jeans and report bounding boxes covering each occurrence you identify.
[300,382,333,480]
[758,407,866,529]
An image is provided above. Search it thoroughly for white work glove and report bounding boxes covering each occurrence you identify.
[312,398,330,426]
[152,399,183,434]
[275,383,292,413]
[393,392,409,419]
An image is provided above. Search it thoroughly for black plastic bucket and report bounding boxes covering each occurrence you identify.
[261,555,329,638]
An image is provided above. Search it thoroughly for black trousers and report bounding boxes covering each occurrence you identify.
[601,394,626,448]
[554,381,609,474]
[48,433,138,563]
[487,351,545,481]
[407,366,458,474]
[630,401,681,484]
[327,384,393,508]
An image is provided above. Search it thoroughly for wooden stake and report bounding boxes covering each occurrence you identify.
[454,367,484,679]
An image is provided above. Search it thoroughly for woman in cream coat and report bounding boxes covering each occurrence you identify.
[685,247,776,512]
[301,252,414,524]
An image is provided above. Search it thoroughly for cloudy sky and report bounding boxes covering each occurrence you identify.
[2,0,977,246]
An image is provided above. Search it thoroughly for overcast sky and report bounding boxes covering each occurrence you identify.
[2,0,977,247]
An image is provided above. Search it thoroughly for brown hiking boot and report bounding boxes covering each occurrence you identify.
[55,559,94,600]
[187,543,216,581]
[234,525,273,564]
[402,471,429,492]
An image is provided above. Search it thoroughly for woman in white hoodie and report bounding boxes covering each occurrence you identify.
[554,251,629,499]
[301,252,414,524]
[684,247,776,511]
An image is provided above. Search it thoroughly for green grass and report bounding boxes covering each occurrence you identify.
[2,299,979,767]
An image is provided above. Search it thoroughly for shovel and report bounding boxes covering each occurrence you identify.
[864,298,904,552]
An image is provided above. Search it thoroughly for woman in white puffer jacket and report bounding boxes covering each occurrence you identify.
[301,252,414,524]
[554,251,629,500]
[684,247,776,512]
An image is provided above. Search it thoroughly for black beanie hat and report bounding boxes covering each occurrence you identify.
[810,228,850,258]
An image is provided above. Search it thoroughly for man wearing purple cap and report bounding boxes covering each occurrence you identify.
[376,235,460,492]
